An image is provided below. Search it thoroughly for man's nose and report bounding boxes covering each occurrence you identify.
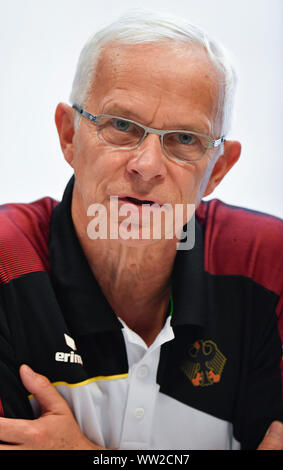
[126,133,167,182]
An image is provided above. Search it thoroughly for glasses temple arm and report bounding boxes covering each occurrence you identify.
[72,104,97,124]
[212,136,225,148]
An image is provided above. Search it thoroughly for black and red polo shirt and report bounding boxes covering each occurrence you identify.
[0,176,282,449]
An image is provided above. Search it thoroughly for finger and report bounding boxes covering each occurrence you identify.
[0,417,32,444]
[19,364,70,415]
[258,421,283,450]
[0,444,23,450]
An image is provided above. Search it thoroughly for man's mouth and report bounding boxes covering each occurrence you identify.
[123,196,155,206]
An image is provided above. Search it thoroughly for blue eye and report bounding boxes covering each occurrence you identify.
[112,119,131,131]
[177,133,195,145]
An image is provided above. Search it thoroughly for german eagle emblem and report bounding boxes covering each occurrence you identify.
[182,339,226,387]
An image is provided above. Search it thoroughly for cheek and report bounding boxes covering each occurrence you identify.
[72,138,113,206]
[194,159,216,205]
[73,136,130,209]
[177,162,209,205]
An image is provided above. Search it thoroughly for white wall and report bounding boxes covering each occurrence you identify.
[1,0,282,218]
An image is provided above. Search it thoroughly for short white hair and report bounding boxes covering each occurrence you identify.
[70,9,237,137]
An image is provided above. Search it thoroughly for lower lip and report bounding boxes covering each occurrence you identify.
[117,197,154,213]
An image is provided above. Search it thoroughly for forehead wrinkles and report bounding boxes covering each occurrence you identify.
[89,41,224,132]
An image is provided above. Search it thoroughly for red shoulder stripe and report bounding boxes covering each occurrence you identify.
[0,197,58,285]
[196,199,283,300]
[0,397,4,417]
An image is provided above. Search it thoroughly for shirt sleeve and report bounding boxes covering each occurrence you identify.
[235,293,283,449]
[0,292,34,420]
[275,292,283,396]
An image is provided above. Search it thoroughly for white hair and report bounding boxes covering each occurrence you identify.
[69,9,237,137]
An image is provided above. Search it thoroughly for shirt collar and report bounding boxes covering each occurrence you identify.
[49,176,208,336]
[119,315,175,352]
[171,219,208,328]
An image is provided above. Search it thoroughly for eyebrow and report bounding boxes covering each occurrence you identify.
[101,104,211,135]
[102,105,145,122]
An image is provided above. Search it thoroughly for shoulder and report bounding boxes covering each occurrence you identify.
[196,198,283,298]
[0,197,58,285]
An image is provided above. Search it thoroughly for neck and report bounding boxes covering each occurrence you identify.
[72,197,177,345]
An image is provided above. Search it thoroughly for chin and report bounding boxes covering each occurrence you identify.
[114,233,171,249]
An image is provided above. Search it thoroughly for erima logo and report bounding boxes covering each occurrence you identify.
[55,333,83,365]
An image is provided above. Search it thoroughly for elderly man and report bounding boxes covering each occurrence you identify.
[0,11,282,450]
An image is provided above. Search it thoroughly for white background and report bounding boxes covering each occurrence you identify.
[1,0,282,218]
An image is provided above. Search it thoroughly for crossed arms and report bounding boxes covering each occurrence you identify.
[0,364,282,450]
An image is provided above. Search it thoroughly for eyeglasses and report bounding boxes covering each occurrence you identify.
[73,103,225,164]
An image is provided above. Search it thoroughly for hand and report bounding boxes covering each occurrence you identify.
[257,421,283,450]
[0,364,105,450]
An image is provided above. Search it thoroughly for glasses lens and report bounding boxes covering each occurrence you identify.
[164,132,208,161]
[98,117,144,148]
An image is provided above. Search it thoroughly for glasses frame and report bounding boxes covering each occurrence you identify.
[73,103,225,164]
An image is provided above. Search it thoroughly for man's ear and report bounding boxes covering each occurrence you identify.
[55,103,75,167]
[203,140,241,197]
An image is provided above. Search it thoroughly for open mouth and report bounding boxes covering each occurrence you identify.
[123,196,155,206]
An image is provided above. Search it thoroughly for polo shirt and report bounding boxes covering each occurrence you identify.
[0,176,282,450]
